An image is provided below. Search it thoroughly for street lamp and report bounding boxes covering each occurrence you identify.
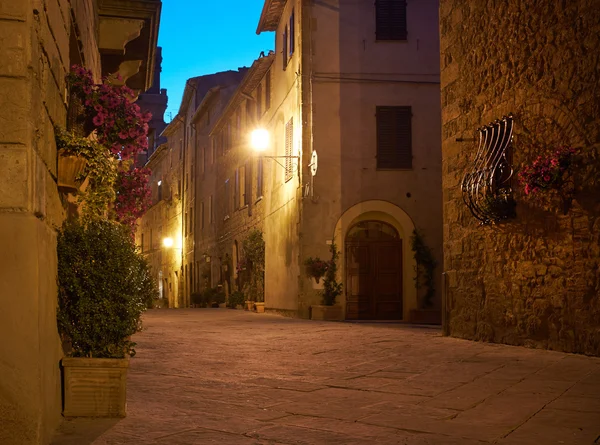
[249,128,299,169]
[162,237,174,248]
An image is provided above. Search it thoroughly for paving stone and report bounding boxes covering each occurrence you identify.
[50,310,600,445]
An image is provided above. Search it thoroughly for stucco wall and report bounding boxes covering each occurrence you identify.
[296,0,442,318]
[440,1,600,355]
[0,0,98,443]
[262,0,304,314]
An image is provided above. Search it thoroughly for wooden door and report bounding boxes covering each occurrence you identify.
[345,221,402,320]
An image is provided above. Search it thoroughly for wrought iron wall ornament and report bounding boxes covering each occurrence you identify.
[461,115,516,224]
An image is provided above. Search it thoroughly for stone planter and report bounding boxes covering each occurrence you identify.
[255,302,265,313]
[61,357,129,417]
[57,149,87,191]
[311,305,344,321]
[218,303,227,308]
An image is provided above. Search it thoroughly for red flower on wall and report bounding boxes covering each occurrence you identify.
[518,147,577,195]
[67,65,152,161]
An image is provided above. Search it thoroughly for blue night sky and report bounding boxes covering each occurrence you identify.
[157,0,274,122]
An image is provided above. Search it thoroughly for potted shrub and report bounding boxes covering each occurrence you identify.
[304,257,328,289]
[242,230,265,312]
[212,288,226,308]
[228,290,245,309]
[57,219,157,417]
[311,243,344,321]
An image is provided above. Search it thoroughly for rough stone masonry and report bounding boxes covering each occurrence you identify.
[440,0,600,355]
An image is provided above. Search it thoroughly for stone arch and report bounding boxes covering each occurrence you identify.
[333,200,417,320]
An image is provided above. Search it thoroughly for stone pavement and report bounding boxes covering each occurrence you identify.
[52,309,600,445]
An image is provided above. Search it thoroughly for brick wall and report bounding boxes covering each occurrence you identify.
[441,1,600,355]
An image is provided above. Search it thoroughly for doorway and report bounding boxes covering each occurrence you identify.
[345,220,402,320]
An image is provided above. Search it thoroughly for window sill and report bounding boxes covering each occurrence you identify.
[255,196,263,204]
[223,215,230,222]
[238,204,249,212]
[376,168,413,171]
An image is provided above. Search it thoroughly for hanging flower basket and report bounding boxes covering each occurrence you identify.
[57,149,87,191]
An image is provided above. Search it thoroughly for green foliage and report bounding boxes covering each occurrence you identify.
[229,290,245,308]
[242,229,265,302]
[410,229,438,308]
[191,292,204,306]
[57,219,157,358]
[322,243,343,306]
[55,127,118,221]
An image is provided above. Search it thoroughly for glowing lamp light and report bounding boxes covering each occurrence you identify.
[157,180,162,186]
[250,128,270,152]
[163,237,174,248]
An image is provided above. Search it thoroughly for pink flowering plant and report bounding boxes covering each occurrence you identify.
[67,65,151,161]
[114,167,152,230]
[304,257,329,283]
[518,147,577,195]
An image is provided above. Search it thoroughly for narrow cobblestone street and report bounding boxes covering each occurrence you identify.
[53,310,600,444]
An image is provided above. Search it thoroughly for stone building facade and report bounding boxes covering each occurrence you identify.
[136,70,247,306]
[0,1,160,443]
[440,1,600,355]
[255,0,442,320]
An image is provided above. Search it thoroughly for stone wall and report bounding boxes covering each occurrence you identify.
[0,0,99,443]
[440,1,600,355]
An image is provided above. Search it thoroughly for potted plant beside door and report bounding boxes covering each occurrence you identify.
[310,243,344,321]
[57,219,156,417]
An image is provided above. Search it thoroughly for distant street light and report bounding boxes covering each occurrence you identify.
[163,237,174,248]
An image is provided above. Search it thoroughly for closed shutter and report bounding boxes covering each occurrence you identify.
[375,0,407,41]
[285,118,293,181]
[376,106,412,169]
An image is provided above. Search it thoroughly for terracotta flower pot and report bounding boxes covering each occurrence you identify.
[255,302,265,313]
[57,149,87,191]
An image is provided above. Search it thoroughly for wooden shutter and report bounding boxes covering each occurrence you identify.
[257,157,263,197]
[244,161,251,206]
[285,118,293,181]
[283,25,288,70]
[234,170,239,210]
[376,106,412,169]
[375,0,407,41]
[265,71,271,110]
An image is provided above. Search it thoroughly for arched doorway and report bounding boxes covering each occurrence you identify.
[345,220,402,320]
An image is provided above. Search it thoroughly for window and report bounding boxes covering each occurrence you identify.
[246,100,254,127]
[282,25,288,70]
[239,165,247,207]
[234,169,239,210]
[185,173,188,189]
[376,0,407,41]
[201,146,205,174]
[256,84,262,117]
[224,179,230,219]
[376,106,412,169]
[284,118,294,181]
[208,195,213,224]
[289,10,295,56]
[244,162,251,206]
[158,180,163,201]
[178,179,181,196]
[211,138,216,164]
[179,139,183,159]
[265,71,271,110]
[200,202,205,229]
[184,211,188,235]
[257,157,263,197]
[141,233,144,252]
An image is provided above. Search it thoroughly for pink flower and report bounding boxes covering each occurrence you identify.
[92,114,104,126]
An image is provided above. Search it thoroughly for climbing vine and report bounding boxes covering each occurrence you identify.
[322,243,343,306]
[410,229,437,307]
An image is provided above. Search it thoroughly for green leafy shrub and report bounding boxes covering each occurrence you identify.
[410,229,438,307]
[322,243,343,306]
[57,219,157,358]
[229,290,245,308]
[212,288,226,305]
[242,229,265,302]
